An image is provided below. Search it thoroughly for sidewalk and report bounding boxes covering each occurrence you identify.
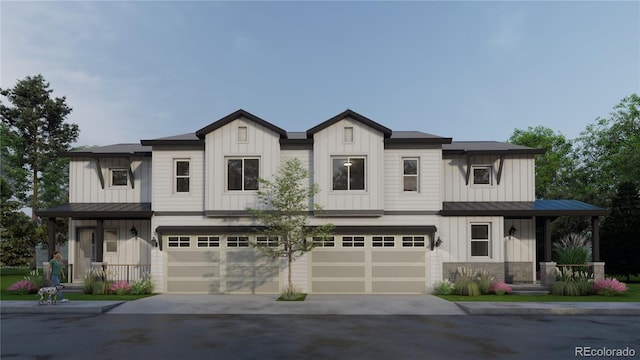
[2,295,639,315]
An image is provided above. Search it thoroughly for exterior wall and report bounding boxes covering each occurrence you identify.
[442,154,535,202]
[442,262,506,283]
[203,117,281,211]
[312,118,384,211]
[151,147,205,212]
[69,156,151,203]
[438,216,505,262]
[384,147,442,211]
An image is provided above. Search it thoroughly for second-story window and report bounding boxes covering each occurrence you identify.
[403,158,419,192]
[111,169,128,187]
[472,166,492,185]
[175,160,190,193]
[332,156,365,191]
[227,158,259,191]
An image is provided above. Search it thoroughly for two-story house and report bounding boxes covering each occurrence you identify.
[38,109,608,294]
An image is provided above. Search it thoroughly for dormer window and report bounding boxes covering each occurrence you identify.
[343,126,354,143]
[238,126,248,143]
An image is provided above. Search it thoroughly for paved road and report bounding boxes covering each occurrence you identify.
[2,313,638,360]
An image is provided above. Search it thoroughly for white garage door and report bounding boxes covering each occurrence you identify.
[310,235,431,294]
[165,235,281,294]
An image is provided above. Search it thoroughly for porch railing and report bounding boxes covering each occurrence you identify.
[90,263,151,282]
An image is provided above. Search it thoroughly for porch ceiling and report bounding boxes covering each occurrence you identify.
[441,200,609,217]
[36,203,152,219]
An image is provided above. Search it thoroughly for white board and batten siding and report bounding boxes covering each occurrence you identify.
[384,147,442,211]
[438,216,505,263]
[151,148,204,212]
[442,154,535,202]
[203,117,281,211]
[68,157,151,203]
[313,118,384,211]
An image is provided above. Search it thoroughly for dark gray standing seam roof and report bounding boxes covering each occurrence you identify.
[36,203,152,219]
[441,200,608,217]
[63,144,152,157]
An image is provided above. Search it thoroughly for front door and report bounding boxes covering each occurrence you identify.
[75,228,96,281]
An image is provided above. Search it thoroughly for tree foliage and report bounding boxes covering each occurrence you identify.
[247,158,333,291]
[0,74,79,218]
[508,126,575,199]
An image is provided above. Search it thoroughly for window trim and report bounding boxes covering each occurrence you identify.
[372,236,395,247]
[167,236,191,248]
[471,165,493,186]
[105,228,118,252]
[402,158,419,192]
[470,223,491,258]
[331,156,366,191]
[237,126,248,143]
[343,126,354,143]
[341,236,365,247]
[197,236,220,248]
[226,157,260,191]
[174,159,190,194]
[312,236,335,247]
[110,168,128,187]
[401,236,426,247]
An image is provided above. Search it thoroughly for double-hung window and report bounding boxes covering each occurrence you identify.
[332,156,365,191]
[471,224,490,257]
[227,158,259,191]
[403,158,419,192]
[175,160,190,193]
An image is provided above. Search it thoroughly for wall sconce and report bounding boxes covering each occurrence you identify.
[130,226,138,238]
[151,237,158,248]
[508,225,517,238]
[431,237,443,251]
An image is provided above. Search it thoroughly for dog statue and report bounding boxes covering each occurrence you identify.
[38,284,64,305]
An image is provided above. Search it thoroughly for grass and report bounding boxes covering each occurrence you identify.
[1,267,154,301]
[277,293,307,301]
[439,283,640,303]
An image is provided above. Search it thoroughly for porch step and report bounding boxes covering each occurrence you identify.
[509,284,550,295]
[61,283,85,294]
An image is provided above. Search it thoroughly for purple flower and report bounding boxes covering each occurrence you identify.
[593,278,628,296]
[489,281,512,295]
[8,280,38,294]
[109,280,132,294]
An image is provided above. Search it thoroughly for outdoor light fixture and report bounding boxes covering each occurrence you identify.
[130,226,138,238]
[151,237,158,248]
[431,237,443,251]
[508,225,517,238]
[343,161,352,167]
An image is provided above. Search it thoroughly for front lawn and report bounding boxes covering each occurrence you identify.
[438,283,640,303]
[1,267,154,301]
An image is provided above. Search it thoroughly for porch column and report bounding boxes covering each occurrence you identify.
[96,219,104,262]
[544,217,552,262]
[591,216,600,262]
[47,218,56,260]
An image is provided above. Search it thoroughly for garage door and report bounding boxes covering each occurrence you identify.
[165,235,280,294]
[310,235,430,294]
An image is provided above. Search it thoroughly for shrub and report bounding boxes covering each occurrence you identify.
[109,280,132,295]
[593,278,628,296]
[553,233,591,266]
[476,270,495,295]
[83,268,111,295]
[279,285,305,301]
[23,269,44,289]
[551,268,593,296]
[130,273,153,295]
[432,280,455,295]
[453,267,485,296]
[8,279,38,294]
[489,281,512,295]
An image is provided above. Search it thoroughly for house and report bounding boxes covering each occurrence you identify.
[37,109,608,294]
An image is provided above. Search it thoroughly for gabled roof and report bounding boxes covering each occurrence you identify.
[306,109,393,139]
[63,144,152,158]
[443,141,546,155]
[195,109,287,139]
[140,133,202,147]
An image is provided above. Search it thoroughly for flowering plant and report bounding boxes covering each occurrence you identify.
[8,279,38,294]
[109,280,132,295]
[489,281,512,295]
[593,278,628,296]
[433,279,455,295]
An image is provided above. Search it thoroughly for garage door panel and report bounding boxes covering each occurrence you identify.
[312,281,366,293]
[312,251,365,262]
[372,251,425,263]
[312,266,365,277]
[227,250,265,263]
[168,251,220,262]
[226,265,279,278]
[167,280,220,293]
[372,266,425,278]
[168,266,220,278]
[372,281,425,293]
[226,280,279,294]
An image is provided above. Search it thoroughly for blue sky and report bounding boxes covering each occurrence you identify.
[1,1,638,146]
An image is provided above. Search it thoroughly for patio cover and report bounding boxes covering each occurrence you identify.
[36,202,152,219]
[440,200,608,217]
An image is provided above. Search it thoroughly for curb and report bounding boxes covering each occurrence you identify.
[456,302,640,316]
[0,301,124,314]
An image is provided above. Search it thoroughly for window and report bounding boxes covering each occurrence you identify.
[332,157,365,191]
[372,236,395,247]
[403,158,419,192]
[472,166,492,185]
[471,224,490,257]
[105,228,117,252]
[168,236,190,248]
[227,236,249,247]
[227,158,259,191]
[111,169,128,187]
[402,236,425,247]
[197,236,220,248]
[175,160,190,193]
[344,126,354,143]
[256,236,279,247]
[238,126,248,142]
[312,236,335,247]
[342,236,364,247]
